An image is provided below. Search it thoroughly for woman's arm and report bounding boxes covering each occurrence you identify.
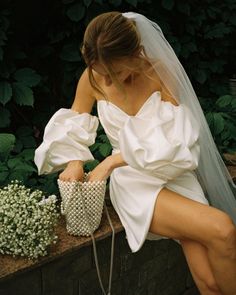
[71,68,96,113]
[88,153,127,182]
[61,70,128,182]
[59,68,97,181]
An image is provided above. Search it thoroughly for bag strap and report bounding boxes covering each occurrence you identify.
[103,203,115,295]
[80,183,115,295]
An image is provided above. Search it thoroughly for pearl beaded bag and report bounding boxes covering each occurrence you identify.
[58,176,115,295]
[58,177,106,236]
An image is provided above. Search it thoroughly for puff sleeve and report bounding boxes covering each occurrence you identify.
[118,103,200,181]
[34,108,99,175]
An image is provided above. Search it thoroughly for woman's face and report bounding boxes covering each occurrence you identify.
[92,58,138,87]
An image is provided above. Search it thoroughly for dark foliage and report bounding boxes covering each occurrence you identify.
[0,0,235,192]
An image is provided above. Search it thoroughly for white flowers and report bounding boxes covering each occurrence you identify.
[0,181,59,259]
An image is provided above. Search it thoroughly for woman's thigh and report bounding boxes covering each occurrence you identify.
[149,187,228,245]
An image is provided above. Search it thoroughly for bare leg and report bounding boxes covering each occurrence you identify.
[180,238,222,295]
[206,232,236,295]
[149,188,236,295]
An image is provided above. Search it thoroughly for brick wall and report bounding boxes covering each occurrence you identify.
[0,231,199,295]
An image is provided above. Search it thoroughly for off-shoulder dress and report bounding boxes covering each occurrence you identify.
[34,91,209,252]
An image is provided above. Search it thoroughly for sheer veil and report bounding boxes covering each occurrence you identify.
[122,12,236,224]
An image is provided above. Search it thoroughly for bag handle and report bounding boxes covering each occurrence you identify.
[59,178,115,295]
[80,182,115,295]
[103,202,115,295]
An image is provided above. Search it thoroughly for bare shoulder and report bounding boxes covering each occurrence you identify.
[71,68,96,113]
[148,66,179,106]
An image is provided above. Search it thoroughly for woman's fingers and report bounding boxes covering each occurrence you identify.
[59,167,85,182]
[87,163,111,182]
[87,173,103,182]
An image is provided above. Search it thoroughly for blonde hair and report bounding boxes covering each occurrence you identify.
[81,11,150,98]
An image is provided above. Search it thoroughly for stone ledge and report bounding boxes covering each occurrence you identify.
[0,165,235,284]
[0,204,123,282]
[0,232,199,295]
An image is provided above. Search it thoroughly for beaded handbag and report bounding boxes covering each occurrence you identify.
[57,176,115,295]
[58,177,106,236]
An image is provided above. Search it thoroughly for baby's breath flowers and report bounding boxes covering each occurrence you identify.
[0,181,59,259]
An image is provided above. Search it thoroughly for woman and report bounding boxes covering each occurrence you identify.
[35,12,236,295]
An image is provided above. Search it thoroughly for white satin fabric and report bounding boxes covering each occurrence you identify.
[34,108,99,174]
[121,12,236,225]
[34,91,209,252]
[97,91,209,252]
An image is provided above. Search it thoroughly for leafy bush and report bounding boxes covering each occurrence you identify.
[0,131,58,193]
[0,0,235,188]
[200,94,236,153]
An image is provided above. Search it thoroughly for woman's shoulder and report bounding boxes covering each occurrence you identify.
[77,69,95,100]
[146,66,179,107]
[71,68,97,113]
[82,67,104,99]
[78,68,94,91]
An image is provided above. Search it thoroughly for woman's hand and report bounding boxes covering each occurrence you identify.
[59,160,84,182]
[87,153,127,182]
[87,156,114,182]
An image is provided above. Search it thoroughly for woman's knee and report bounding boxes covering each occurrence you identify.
[208,212,236,258]
[201,276,221,294]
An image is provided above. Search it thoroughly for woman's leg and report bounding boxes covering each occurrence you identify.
[149,188,236,295]
[180,238,222,295]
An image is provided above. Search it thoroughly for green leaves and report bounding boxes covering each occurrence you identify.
[109,0,122,6]
[177,2,190,15]
[204,23,231,39]
[0,6,41,117]
[99,143,112,157]
[125,0,137,6]
[0,0,235,187]
[62,0,74,4]
[0,31,7,46]
[18,149,35,161]
[7,158,37,172]
[0,127,39,187]
[83,0,92,7]
[0,107,10,128]
[213,113,225,135]
[0,47,3,60]
[87,131,112,169]
[13,68,41,87]
[162,0,174,10]
[12,82,34,106]
[0,133,15,155]
[84,159,100,172]
[0,82,12,105]
[0,68,41,107]
[66,3,85,22]
[180,42,197,58]
[204,94,236,153]
[15,126,36,148]
[60,43,81,62]
[195,69,207,84]
[216,95,233,108]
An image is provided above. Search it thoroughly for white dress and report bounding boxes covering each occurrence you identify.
[34,91,209,253]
